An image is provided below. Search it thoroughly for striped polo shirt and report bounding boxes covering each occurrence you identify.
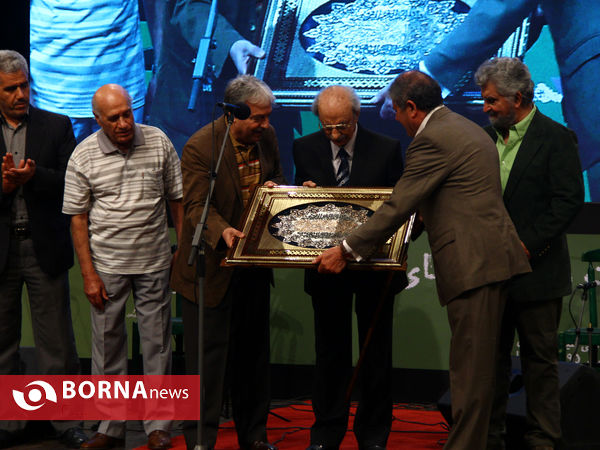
[63,124,183,274]
[29,0,146,118]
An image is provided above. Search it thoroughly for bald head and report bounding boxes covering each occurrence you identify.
[312,85,360,117]
[92,84,132,116]
[313,86,360,148]
[92,84,135,151]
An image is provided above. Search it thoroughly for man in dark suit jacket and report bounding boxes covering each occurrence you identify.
[293,85,406,450]
[316,71,531,450]
[475,57,584,450]
[421,0,600,200]
[0,50,85,448]
[171,75,286,450]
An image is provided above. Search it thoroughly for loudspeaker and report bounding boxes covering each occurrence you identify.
[437,358,600,449]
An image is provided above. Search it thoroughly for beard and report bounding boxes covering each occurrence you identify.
[488,108,517,134]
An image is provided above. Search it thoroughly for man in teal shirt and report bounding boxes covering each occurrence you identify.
[475,57,584,450]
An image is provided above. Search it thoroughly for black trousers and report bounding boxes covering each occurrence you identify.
[309,275,395,448]
[488,297,562,449]
[0,237,80,434]
[181,268,272,450]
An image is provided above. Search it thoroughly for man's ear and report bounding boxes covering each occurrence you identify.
[514,91,523,108]
[405,100,418,117]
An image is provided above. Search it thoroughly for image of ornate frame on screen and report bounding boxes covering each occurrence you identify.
[254,0,530,106]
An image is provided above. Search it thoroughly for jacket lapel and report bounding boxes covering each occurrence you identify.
[24,107,41,161]
[216,117,243,206]
[257,140,268,184]
[0,127,6,156]
[349,125,366,185]
[314,131,337,186]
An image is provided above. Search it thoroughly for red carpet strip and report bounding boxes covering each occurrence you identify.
[136,402,449,449]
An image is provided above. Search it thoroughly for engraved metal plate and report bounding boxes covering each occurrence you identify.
[224,186,414,270]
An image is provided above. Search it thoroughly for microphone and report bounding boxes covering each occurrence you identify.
[216,102,250,120]
[576,280,600,289]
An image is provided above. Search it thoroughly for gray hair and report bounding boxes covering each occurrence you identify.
[224,75,275,106]
[474,57,534,105]
[0,50,28,75]
[311,85,361,116]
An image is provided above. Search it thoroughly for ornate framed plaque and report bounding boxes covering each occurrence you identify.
[224,186,414,270]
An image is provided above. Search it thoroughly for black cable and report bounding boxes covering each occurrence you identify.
[567,288,580,327]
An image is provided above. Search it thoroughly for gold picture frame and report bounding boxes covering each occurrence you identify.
[224,186,414,270]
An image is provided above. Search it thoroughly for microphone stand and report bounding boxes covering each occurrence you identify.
[187,110,235,450]
[188,0,218,110]
[571,283,599,367]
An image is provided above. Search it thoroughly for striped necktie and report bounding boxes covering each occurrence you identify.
[336,148,350,186]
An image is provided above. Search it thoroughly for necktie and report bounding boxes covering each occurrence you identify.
[336,148,350,186]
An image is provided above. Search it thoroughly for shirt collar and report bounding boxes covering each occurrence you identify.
[229,132,256,152]
[415,105,444,136]
[330,124,358,160]
[97,123,144,154]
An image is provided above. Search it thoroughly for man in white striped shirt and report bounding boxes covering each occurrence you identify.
[63,84,182,450]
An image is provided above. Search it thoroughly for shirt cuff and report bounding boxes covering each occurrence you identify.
[342,239,362,262]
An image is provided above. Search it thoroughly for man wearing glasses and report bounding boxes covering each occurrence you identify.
[293,86,406,450]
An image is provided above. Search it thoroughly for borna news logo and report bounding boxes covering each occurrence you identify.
[1,375,201,420]
[12,380,58,411]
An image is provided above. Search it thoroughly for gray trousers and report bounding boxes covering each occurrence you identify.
[444,282,507,450]
[0,237,80,433]
[92,269,173,438]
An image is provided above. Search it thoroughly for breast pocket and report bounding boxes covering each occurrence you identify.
[142,168,165,199]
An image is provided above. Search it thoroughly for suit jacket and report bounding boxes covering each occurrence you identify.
[171,116,286,306]
[346,107,531,305]
[0,106,75,276]
[293,124,407,295]
[485,110,584,301]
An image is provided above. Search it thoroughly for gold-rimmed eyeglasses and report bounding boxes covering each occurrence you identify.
[319,122,354,132]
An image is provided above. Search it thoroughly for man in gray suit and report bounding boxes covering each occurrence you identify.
[315,71,531,450]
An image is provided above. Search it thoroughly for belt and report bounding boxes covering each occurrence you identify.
[10,223,31,239]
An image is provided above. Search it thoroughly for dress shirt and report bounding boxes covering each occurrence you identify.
[1,111,30,225]
[330,126,358,174]
[493,106,536,192]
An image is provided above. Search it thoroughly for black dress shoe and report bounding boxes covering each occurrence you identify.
[60,427,88,448]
